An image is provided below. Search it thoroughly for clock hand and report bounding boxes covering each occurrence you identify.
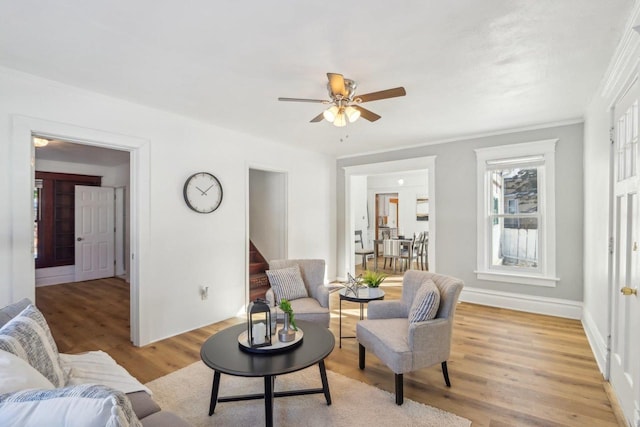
[195,186,207,195]
[202,184,214,195]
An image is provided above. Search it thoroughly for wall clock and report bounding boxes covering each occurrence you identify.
[183,172,223,213]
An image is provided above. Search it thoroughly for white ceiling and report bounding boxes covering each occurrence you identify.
[0,1,633,157]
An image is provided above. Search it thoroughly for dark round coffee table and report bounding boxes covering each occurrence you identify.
[200,320,334,427]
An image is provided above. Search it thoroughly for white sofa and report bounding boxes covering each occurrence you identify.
[0,298,190,427]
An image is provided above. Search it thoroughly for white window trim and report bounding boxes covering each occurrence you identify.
[475,139,559,287]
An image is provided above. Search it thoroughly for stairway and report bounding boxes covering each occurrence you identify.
[249,241,270,301]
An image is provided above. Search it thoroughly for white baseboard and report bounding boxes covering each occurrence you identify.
[35,266,75,287]
[460,286,583,319]
[582,309,609,376]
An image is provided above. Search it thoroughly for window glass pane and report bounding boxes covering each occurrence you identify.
[477,139,556,284]
[491,167,538,214]
[490,171,501,215]
[491,217,538,268]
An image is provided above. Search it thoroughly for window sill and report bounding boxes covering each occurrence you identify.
[475,270,559,287]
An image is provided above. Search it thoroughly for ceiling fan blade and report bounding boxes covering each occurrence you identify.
[354,105,381,122]
[355,87,406,103]
[327,73,347,97]
[310,112,325,123]
[278,97,329,104]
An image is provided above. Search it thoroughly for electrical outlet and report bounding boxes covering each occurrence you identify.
[200,286,209,300]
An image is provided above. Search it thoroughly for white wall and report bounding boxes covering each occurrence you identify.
[0,67,335,345]
[351,175,369,238]
[337,123,585,310]
[583,92,615,373]
[350,175,369,265]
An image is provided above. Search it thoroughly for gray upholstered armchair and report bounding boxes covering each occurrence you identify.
[356,270,463,405]
[265,259,330,328]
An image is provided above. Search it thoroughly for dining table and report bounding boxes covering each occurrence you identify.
[372,238,414,271]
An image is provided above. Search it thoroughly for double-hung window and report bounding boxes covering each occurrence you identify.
[475,139,559,287]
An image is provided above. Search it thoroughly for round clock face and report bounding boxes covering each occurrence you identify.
[183,172,223,213]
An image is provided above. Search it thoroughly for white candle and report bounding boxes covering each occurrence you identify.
[252,322,266,344]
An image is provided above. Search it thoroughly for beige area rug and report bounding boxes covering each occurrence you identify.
[146,361,471,427]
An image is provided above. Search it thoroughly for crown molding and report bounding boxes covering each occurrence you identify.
[336,118,582,160]
[601,1,640,100]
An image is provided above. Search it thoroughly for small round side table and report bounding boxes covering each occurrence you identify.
[338,287,385,348]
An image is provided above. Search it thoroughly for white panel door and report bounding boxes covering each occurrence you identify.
[114,187,126,277]
[611,76,640,427]
[75,185,115,281]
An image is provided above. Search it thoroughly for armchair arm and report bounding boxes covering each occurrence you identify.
[367,300,408,319]
[310,284,330,308]
[408,318,451,357]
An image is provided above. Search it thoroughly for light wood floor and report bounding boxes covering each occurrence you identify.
[36,273,623,427]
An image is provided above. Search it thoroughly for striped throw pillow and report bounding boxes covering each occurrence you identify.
[0,304,67,387]
[266,265,308,303]
[0,384,143,427]
[409,279,440,323]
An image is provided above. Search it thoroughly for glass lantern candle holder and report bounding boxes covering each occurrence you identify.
[247,298,272,348]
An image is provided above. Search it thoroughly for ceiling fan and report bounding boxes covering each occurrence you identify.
[278,73,406,127]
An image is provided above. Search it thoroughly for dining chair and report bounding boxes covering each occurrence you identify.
[399,236,414,271]
[383,239,402,273]
[412,232,424,269]
[380,229,392,269]
[355,230,374,269]
[419,233,429,271]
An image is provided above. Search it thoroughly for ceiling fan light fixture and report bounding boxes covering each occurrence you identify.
[278,73,406,125]
[345,106,360,123]
[333,112,347,127]
[323,105,339,122]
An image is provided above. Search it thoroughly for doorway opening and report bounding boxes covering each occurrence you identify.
[11,115,149,345]
[247,168,288,302]
[375,192,399,242]
[343,156,436,277]
[33,136,132,343]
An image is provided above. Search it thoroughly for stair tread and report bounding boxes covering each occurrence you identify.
[249,261,269,275]
[249,272,270,290]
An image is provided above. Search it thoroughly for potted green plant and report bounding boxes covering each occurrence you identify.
[361,270,386,288]
[278,299,297,331]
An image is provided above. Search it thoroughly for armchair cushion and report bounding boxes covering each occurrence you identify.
[0,304,67,387]
[266,265,308,303]
[408,279,440,323]
[357,318,413,374]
